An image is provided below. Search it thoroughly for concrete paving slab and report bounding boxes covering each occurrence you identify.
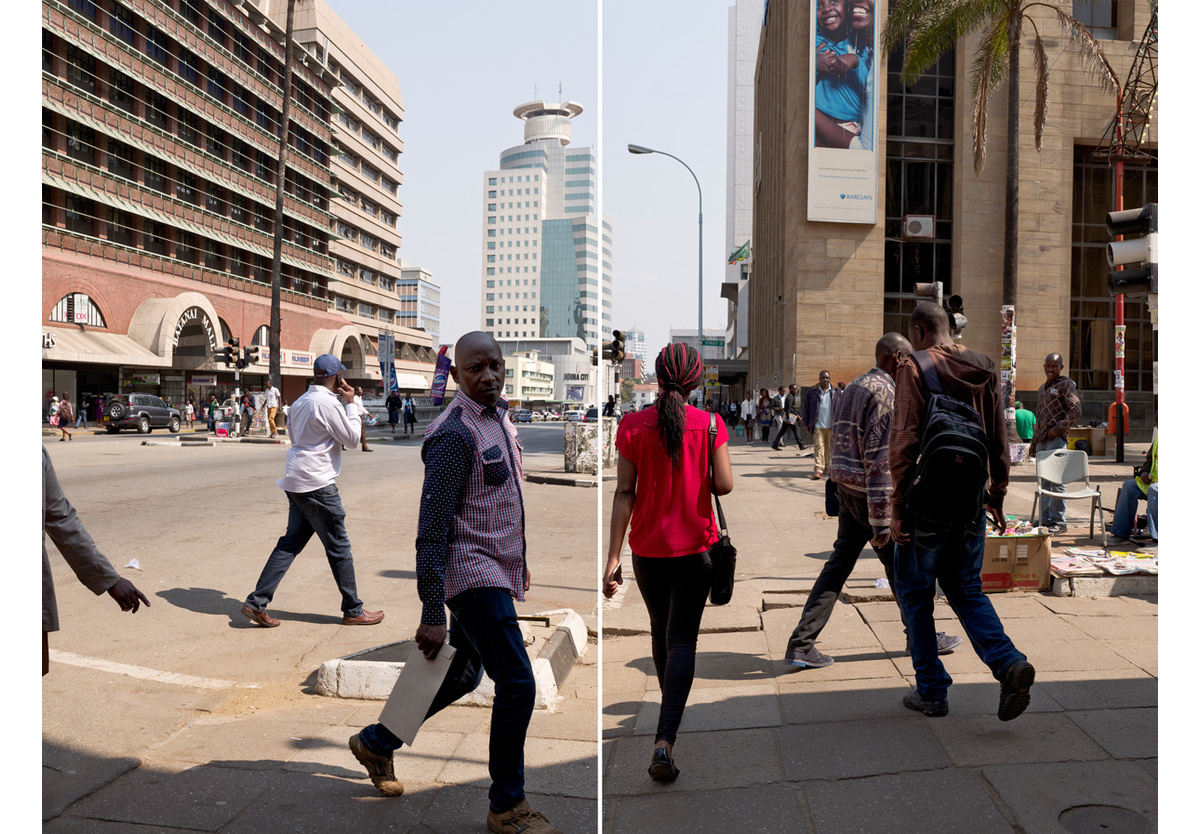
[1037,595,1141,617]
[436,735,597,799]
[1135,758,1157,779]
[779,717,949,781]
[998,614,1095,644]
[1065,612,1158,643]
[420,785,595,834]
[43,753,140,824]
[293,724,462,786]
[803,769,1016,834]
[926,712,1110,767]
[601,660,652,699]
[62,760,281,832]
[603,729,784,796]
[633,683,782,735]
[983,760,1157,834]
[1037,670,1157,710]
[691,628,772,655]
[1068,707,1158,759]
[1105,638,1158,676]
[598,633,653,665]
[777,679,912,725]
[776,652,905,683]
[146,716,338,770]
[688,649,777,688]
[1021,633,1147,675]
[605,784,807,834]
[220,772,435,833]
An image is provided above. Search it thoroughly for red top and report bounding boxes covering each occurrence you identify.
[616,405,728,558]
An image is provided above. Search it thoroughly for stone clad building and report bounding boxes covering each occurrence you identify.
[748,0,1157,432]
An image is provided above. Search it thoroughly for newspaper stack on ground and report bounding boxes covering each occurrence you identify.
[1051,548,1157,577]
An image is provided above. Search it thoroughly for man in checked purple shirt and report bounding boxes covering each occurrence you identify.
[350,332,562,834]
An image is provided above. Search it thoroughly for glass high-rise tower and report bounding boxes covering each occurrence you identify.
[481,101,611,345]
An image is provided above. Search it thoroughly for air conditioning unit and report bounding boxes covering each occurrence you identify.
[902,215,935,239]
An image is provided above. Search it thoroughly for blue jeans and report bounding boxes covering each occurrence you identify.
[1111,478,1158,540]
[1037,435,1068,525]
[359,587,535,813]
[245,485,363,616]
[74,412,88,429]
[894,509,1025,701]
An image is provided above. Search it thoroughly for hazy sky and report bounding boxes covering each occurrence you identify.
[332,0,735,358]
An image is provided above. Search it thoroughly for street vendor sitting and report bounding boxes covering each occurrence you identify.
[1109,419,1157,543]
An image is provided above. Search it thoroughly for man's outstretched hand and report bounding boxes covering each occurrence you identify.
[415,622,446,659]
[107,578,150,613]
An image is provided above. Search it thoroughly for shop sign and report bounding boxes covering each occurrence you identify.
[130,373,161,385]
[564,373,589,381]
[172,306,217,353]
[43,333,56,348]
[73,296,90,324]
[189,375,216,386]
[277,350,313,368]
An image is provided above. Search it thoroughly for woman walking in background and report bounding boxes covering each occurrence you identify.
[603,343,733,783]
[53,395,73,441]
[756,387,773,443]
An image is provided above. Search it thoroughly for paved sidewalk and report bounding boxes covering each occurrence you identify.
[601,440,1157,833]
[44,644,597,833]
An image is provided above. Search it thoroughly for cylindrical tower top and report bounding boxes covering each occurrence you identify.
[513,100,584,146]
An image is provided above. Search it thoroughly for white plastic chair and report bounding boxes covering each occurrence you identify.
[1030,449,1107,545]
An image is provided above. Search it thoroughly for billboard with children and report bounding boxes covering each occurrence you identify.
[807,0,879,224]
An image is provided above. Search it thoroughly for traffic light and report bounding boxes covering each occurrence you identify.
[610,330,626,363]
[946,294,967,338]
[1107,203,1158,297]
[914,281,943,307]
[245,345,260,365]
[216,344,234,366]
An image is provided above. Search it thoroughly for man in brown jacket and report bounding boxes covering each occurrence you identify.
[1029,353,1082,533]
[888,302,1034,721]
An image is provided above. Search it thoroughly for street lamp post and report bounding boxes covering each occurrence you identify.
[628,144,704,387]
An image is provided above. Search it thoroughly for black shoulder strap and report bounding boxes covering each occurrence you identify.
[708,413,729,532]
[912,350,944,396]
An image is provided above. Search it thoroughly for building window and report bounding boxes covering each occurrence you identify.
[359,302,376,317]
[109,3,137,46]
[180,0,201,24]
[145,221,167,255]
[146,91,171,130]
[359,233,377,251]
[206,183,225,214]
[360,268,376,285]
[233,31,253,64]
[229,193,246,225]
[337,259,355,277]
[176,171,197,204]
[1070,147,1156,392]
[231,84,251,117]
[106,208,133,246]
[144,156,167,192]
[178,48,199,85]
[142,24,170,65]
[106,137,134,178]
[66,121,94,164]
[108,67,137,114]
[65,194,94,235]
[67,0,98,21]
[65,46,95,93]
[207,68,227,102]
[1073,1,1119,40]
[177,108,198,146]
[204,239,224,270]
[50,292,106,326]
[178,231,198,264]
[337,223,357,242]
[336,296,353,313]
[208,12,228,47]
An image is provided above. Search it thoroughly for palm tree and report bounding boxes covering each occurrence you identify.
[882,1,1118,433]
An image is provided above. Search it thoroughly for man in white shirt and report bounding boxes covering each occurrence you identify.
[740,392,757,444]
[264,379,281,438]
[354,386,373,453]
[242,354,383,628]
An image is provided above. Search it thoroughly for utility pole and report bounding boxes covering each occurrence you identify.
[268,0,296,389]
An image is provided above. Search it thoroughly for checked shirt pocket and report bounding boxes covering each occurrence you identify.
[481,444,510,486]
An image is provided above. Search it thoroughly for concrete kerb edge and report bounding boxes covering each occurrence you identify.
[314,609,586,707]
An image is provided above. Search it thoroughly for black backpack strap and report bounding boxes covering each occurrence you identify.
[708,413,729,533]
[912,350,945,396]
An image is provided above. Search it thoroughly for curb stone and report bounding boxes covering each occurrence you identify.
[314,609,586,708]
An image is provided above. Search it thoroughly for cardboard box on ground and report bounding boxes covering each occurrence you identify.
[982,534,1052,593]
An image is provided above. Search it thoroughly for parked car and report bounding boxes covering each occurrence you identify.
[565,409,585,423]
[102,393,181,434]
[584,407,599,422]
[512,409,534,423]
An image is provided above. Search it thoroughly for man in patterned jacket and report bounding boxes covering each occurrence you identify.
[349,331,562,834]
[784,333,960,668]
[1029,353,1082,534]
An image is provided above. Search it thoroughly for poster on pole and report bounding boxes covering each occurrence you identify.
[378,331,398,394]
[806,0,879,224]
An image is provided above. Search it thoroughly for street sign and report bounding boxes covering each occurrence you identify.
[701,339,724,347]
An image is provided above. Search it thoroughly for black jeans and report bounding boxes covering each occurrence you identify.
[786,485,895,659]
[772,420,803,448]
[632,551,713,745]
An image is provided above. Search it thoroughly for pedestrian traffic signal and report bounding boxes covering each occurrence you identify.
[1106,203,1157,297]
[216,345,234,366]
[245,345,260,365]
[914,281,943,307]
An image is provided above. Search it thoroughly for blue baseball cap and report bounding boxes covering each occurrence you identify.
[313,354,345,378]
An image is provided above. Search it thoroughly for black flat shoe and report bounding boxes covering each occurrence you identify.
[648,747,679,782]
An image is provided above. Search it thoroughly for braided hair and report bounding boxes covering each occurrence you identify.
[654,343,704,467]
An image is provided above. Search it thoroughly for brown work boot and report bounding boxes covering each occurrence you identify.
[348,733,404,796]
[241,605,280,628]
[486,799,563,834]
[343,609,384,625]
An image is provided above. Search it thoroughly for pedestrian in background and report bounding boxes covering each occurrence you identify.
[1014,400,1035,443]
[43,448,149,675]
[350,332,563,834]
[403,394,418,435]
[771,384,804,451]
[740,391,757,443]
[207,396,218,432]
[1029,353,1081,533]
[757,387,772,443]
[603,343,733,783]
[386,390,403,434]
[802,371,841,479]
[265,378,281,439]
[73,394,89,430]
[889,302,1033,721]
[55,394,74,441]
[185,400,195,428]
[242,354,383,629]
[353,386,373,452]
[785,334,962,669]
[1110,417,1157,543]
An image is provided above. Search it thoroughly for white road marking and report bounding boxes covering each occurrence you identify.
[49,650,257,689]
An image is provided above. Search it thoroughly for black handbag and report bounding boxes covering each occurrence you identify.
[707,414,737,605]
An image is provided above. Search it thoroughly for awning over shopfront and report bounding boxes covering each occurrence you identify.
[395,373,429,389]
[42,328,170,367]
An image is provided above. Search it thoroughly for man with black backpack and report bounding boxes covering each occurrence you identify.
[888,302,1034,721]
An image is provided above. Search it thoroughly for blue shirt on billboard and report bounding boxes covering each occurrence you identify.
[814,34,870,128]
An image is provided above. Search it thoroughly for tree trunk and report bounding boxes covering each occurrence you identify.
[269,0,296,389]
[1002,16,1022,446]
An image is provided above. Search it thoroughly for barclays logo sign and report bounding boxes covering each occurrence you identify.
[839,193,873,201]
